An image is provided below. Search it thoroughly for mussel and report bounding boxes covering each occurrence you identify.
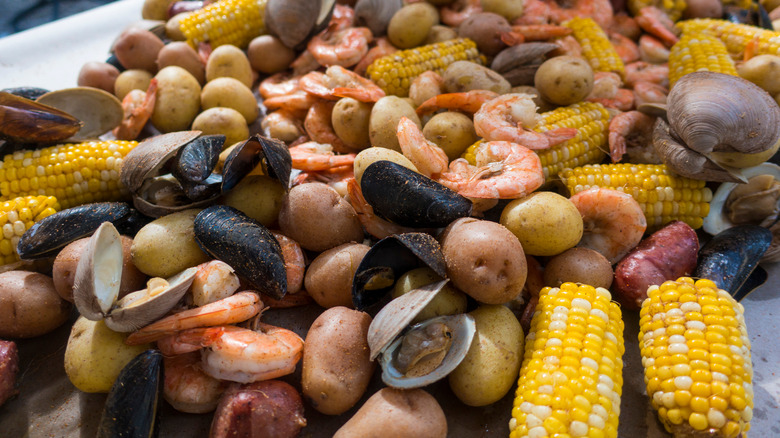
[221,134,292,192]
[97,349,162,438]
[0,91,81,146]
[652,72,780,182]
[73,221,197,332]
[360,161,472,228]
[36,87,124,141]
[265,0,336,50]
[194,205,288,300]
[367,280,476,389]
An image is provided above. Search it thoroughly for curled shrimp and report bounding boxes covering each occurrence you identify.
[632,81,668,107]
[169,323,304,383]
[624,61,669,88]
[409,71,445,108]
[307,25,372,68]
[330,3,356,30]
[608,110,659,163]
[587,89,634,111]
[113,78,157,140]
[551,35,583,57]
[441,0,482,27]
[473,93,577,149]
[354,37,397,76]
[261,109,305,143]
[290,50,322,76]
[415,90,498,117]
[258,73,300,100]
[438,141,544,199]
[270,231,305,295]
[163,352,227,414]
[347,177,418,239]
[304,100,351,153]
[294,167,355,197]
[397,116,449,180]
[190,260,241,307]
[125,291,264,345]
[608,12,641,40]
[289,141,356,173]
[609,31,640,64]
[300,65,385,102]
[569,187,647,263]
[514,0,553,25]
[263,90,318,115]
[638,34,670,64]
[548,0,614,28]
[635,7,679,47]
[509,24,572,41]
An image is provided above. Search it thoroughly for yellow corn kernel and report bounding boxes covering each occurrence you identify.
[179,0,267,50]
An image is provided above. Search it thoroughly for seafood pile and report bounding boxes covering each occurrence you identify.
[1,0,780,436]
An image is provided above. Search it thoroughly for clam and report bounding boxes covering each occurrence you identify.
[0,91,81,146]
[97,349,162,438]
[360,161,473,228]
[354,0,403,36]
[367,280,476,389]
[36,87,123,141]
[266,0,336,50]
[352,232,447,310]
[73,221,197,332]
[652,72,780,182]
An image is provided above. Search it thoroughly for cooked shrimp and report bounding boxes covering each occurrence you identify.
[163,352,227,414]
[608,110,658,163]
[258,73,300,99]
[635,7,679,47]
[509,24,572,41]
[270,231,305,295]
[307,25,372,68]
[300,65,385,102]
[170,323,304,383]
[551,35,583,57]
[355,37,397,76]
[294,167,355,197]
[587,71,622,100]
[125,291,264,345]
[347,177,417,239]
[261,109,305,143]
[633,81,668,107]
[397,116,449,180]
[569,187,647,263]
[588,88,634,111]
[113,78,157,140]
[263,90,318,115]
[547,0,614,28]
[514,0,553,25]
[743,35,760,61]
[441,0,482,27]
[190,260,241,307]
[409,71,445,108]
[291,50,322,76]
[624,61,669,88]
[330,3,356,30]
[304,100,351,153]
[609,31,640,64]
[289,142,356,173]
[438,141,544,199]
[415,90,498,116]
[638,35,670,64]
[473,93,577,149]
[608,12,641,40]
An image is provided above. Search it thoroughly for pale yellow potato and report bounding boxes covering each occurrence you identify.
[481,0,525,20]
[151,66,201,132]
[737,54,780,96]
[131,208,211,278]
[206,44,254,89]
[534,55,594,106]
[141,0,176,20]
[220,175,286,227]
[201,77,259,123]
[368,96,421,152]
[114,69,153,100]
[387,3,439,49]
[391,267,468,324]
[500,191,584,256]
[353,147,418,185]
[332,97,372,150]
[422,111,477,161]
[191,107,250,147]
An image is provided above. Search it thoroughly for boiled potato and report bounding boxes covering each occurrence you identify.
[64,316,152,393]
[247,35,296,74]
[206,44,254,89]
[114,69,153,100]
[387,3,439,49]
[0,271,72,338]
[369,96,421,152]
[500,191,584,256]
[165,12,189,41]
[304,243,371,308]
[220,175,286,227]
[332,97,372,150]
[442,60,511,94]
[191,107,250,147]
[141,0,177,20]
[210,380,306,438]
[737,54,780,95]
[201,77,259,123]
[426,25,458,44]
[448,304,524,406]
[353,147,418,185]
[534,55,594,105]
[457,12,511,56]
[440,217,527,304]
[543,247,614,289]
[77,61,120,94]
[113,27,165,73]
[423,112,478,161]
[481,0,525,21]
[151,66,202,132]
[302,307,375,415]
[333,388,447,438]
[391,267,468,323]
[131,209,211,278]
[157,41,206,84]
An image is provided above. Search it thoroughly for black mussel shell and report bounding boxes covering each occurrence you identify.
[352,232,447,310]
[723,3,773,29]
[181,173,223,201]
[97,350,161,438]
[221,134,292,192]
[0,91,82,145]
[172,134,224,184]
[17,202,132,259]
[1,87,50,101]
[194,205,287,299]
[105,53,125,72]
[113,208,154,237]
[694,224,772,300]
[361,161,472,228]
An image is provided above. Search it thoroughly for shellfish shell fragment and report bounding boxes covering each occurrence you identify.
[36,87,123,141]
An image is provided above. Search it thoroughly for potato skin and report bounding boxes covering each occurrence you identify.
[247,35,296,74]
[534,55,594,106]
[353,147,418,186]
[210,380,306,438]
[0,271,72,338]
[369,96,421,152]
[422,111,478,161]
[302,307,375,415]
[499,191,583,256]
[220,175,286,227]
[0,340,18,407]
[387,3,439,49]
[439,217,527,304]
[332,97,372,150]
[114,69,153,100]
[151,66,202,133]
[304,243,371,308]
[113,28,165,73]
[191,107,249,147]
[157,41,206,84]
[205,44,254,89]
[457,12,511,56]
[77,61,120,94]
[543,247,614,290]
[442,60,511,94]
[201,77,259,123]
[334,387,447,438]
[131,209,211,278]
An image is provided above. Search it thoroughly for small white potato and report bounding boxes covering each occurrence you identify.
[206,44,254,89]
[201,77,259,123]
[151,66,202,132]
[191,107,250,147]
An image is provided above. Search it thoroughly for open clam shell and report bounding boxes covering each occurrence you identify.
[703,163,780,235]
[120,130,202,193]
[36,87,123,141]
[266,0,336,50]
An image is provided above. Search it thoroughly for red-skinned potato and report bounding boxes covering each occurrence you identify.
[0,271,72,338]
[113,28,165,73]
[0,340,18,407]
[304,243,370,308]
[209,380,306,438]
[77,61,120,94]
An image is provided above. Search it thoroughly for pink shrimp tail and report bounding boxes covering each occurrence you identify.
[544,127,578,147]
[608,131,627,162]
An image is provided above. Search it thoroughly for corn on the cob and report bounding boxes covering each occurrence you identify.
[560,163,713,230]
[628,0,687,22]
[510,283,625,438]
[563,17,625,76]
[677,19,780,56]
[668,33,738,87]
[366,38,484,97]
[179,0,267,50]
[0,195,60,265]
[0,141,137,210]
[639,277,753,438]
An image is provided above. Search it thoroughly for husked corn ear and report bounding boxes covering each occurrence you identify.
[0,141,137,210]
[180,0,267,49]
[510,283,625,438]
[535,102,610,181]
[563,17,625,76]
[560,163,713,230]
[628,0,687,22]
[0,195,60,265]
[677,19,780,56]
[669,33,738,87]
[639,277,753,438]
[367,38,484,97]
